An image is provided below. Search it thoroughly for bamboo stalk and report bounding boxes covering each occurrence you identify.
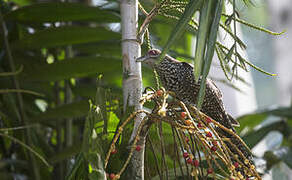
[120,0,144,178]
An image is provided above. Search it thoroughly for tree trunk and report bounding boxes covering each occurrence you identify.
[120,0,144,179]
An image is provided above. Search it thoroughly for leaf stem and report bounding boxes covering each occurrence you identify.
[196,0,223,109]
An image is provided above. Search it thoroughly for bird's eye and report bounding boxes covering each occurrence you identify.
[148,50,159,56]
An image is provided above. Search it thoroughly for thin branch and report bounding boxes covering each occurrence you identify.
[0,132,51,167]
[171,127,185,178]
[222,13,285,35]
[0,125,37,131]
[147,136,162,179]
[158,121,169,179]
[0,89,44,96]
[0,65,23,76]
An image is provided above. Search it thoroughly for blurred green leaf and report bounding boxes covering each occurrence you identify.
[72,85,98,99]
[4,2,120,23]
[237,106,292,132]
[49,144,81,164]
[82,103,106,180]
[108,112,120,134]
[0,172,14,180]
[65,153,87,180]
[31,100,89,122]
[264,147,292,169]
[151,16,197,38]
[12,26,120,49]
[159,0,203,61]
[261,106,292,118]
[237,113,267,132]
[0,159,28,170]
[242,121,287,148]
[22,56,121,81]
[9,0,33,6]
[74,41,121,57]
[72,84,122,99]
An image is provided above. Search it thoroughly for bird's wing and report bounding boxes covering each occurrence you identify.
[181,63,223,99]
[181,62,238,127]
[206,79,240,127]
[207,78,223,98]
[181,62,193,68]
[181,62,224,102]
[205,79,225,110]
[181,62,197,83]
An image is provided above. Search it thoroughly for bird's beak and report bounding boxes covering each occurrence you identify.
[136,55,148,62]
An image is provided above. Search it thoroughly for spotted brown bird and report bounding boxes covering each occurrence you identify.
[137,49,252,161]
[137,49,238,129]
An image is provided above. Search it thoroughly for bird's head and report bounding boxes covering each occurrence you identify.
[136,49,161,68]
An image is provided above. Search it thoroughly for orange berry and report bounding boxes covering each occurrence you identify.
[185,120,192,126]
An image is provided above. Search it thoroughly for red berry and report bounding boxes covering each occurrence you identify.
[111,149,117,154]
[181,112,187,119]
[136,145,141,151]
[234,162,239,168]
[197,123,203,128]
[207,168,213,174]
[206,131,212,137]
[211,146,217,152]
[183,152,189,158]
[106,173,109,177]
[109,173,115,179]
[185,137,189,143]
[206,117,212,123]
[212,141,218,146]
[193,160,199,167]
[187,158,192,164]
[156,90,163,96]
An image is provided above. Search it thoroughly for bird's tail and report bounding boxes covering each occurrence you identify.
[220,114,254,177]
[227,113,240,127]
[225,114,252,160]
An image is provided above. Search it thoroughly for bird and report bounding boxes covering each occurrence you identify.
[136,49,252,164]
[136,49,238,129]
